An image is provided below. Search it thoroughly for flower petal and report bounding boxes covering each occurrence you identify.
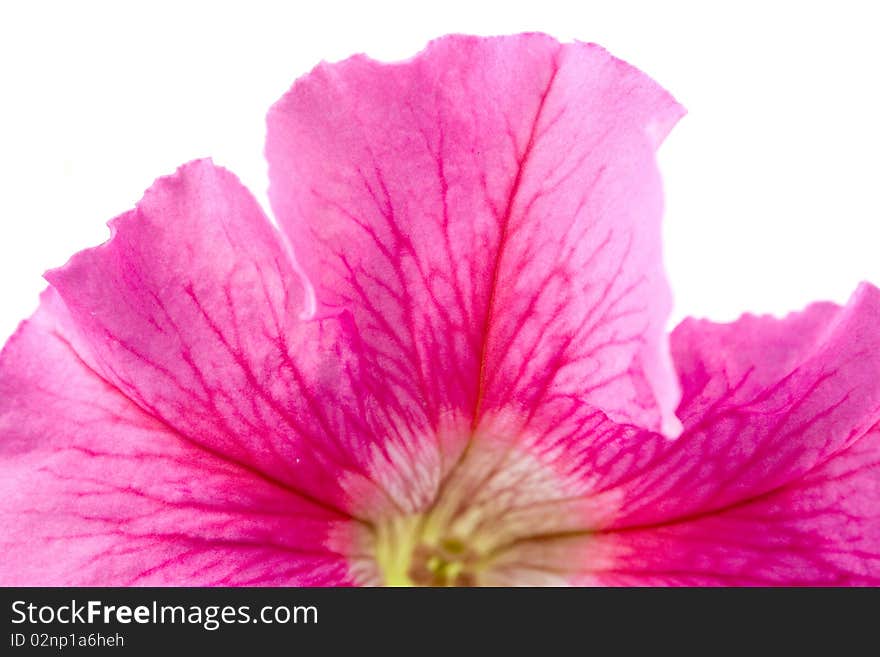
[568,284,880,584]
[619,283,880,525]
[266,33,684,434]
[590,423,880,585]
[44,159,408,519]
[0,289,352,585]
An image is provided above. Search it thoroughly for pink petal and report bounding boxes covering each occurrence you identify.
[568,284,880,584]
[266,33,684,435]
[0,289,352,585]
[621,283,880,523]
[590,423,880,585]
[44,159,416,523]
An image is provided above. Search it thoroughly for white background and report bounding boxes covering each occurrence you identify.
[1,0,878,345]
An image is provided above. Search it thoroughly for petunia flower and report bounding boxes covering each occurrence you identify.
[1,33,878,586]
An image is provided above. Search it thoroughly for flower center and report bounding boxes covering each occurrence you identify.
[408,539,480,586]
[341,419,616,586]
[370,515,491,586]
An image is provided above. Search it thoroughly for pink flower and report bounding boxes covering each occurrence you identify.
[1,34,878,586]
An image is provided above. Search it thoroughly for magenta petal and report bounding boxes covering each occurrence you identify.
[626,284,880,521]
[266,33,684,434]
[574,284,880,584]
[44,160,402,519]
[591,424,880,585]
[0,290,352,585]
